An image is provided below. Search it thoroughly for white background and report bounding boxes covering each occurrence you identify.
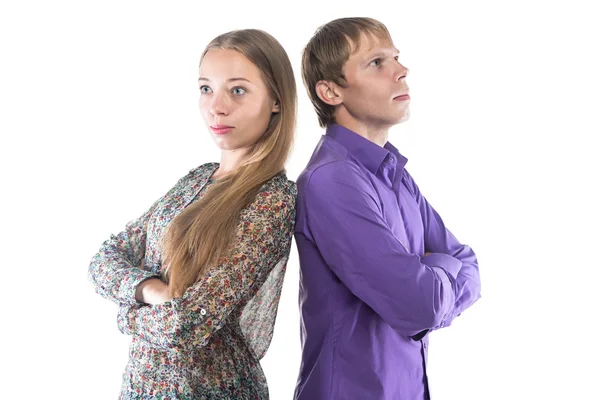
[1,0,599,399]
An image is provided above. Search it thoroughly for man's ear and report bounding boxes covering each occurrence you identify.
[315,80,343,106]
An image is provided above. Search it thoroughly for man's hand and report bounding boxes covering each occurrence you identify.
[135,278,172,305]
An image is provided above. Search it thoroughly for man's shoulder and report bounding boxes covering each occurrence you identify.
[298,160,369,197]
[298,160,364,186]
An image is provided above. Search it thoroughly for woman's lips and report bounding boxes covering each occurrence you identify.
[210,125,234,135]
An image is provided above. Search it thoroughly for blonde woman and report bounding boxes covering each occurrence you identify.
[89,29,297,399]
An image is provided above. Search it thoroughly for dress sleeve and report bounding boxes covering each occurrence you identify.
[117,180,297,353]
[88,172,189,306]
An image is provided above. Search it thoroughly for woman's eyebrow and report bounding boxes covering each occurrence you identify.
[198,77,252,83]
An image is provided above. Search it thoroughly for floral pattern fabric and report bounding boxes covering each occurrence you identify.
[89,163,297,399]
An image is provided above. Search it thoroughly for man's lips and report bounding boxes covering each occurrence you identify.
[393,93,411,101]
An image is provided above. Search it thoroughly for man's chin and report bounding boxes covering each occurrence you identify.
[392,111,410,125]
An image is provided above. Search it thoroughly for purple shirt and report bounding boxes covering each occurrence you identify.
[293,124,481,400]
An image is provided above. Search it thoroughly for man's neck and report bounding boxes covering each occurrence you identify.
[334,116,390,148]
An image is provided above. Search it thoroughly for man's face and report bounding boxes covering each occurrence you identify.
[336,33,410,129]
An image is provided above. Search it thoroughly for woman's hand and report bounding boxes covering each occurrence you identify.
[135,278,172,305]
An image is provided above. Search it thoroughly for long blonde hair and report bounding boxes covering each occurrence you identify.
[162,29,297,297]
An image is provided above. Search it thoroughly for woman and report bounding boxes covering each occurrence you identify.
[89,29,297,399]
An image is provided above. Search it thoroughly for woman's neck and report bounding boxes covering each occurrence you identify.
[213,147,252,179]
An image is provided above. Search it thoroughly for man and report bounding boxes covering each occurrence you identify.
[294,17,481,399]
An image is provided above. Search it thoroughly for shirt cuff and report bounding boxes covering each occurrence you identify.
[117,304,137,335]
[422,253,462,280]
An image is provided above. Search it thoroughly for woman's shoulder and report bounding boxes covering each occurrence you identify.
[168,162,217,187]
[179,164,297,204]
[262,172,297,200]
[186,162,219,179]
[243,173,297,214]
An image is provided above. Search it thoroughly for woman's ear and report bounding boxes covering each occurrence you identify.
[272,101,281,113]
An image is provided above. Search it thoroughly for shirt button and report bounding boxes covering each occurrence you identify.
[200,308,207,316]
[389,156,395,163]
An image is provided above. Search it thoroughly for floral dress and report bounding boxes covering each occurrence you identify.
[88,163,297,399]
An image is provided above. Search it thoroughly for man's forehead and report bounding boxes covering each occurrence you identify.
[348,32,397,55]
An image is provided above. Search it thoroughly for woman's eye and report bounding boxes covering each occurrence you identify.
[200,86,212,94]
[232,87,247,96]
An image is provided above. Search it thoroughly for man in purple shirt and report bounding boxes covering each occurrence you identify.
[293,18,481,399]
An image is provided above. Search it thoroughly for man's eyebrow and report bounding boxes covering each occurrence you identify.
[366,49,400,58]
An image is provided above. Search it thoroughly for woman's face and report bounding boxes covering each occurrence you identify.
[198,48,280,152]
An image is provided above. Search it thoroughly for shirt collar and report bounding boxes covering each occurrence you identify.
[326,124,408,174]
[383,141,408,170]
